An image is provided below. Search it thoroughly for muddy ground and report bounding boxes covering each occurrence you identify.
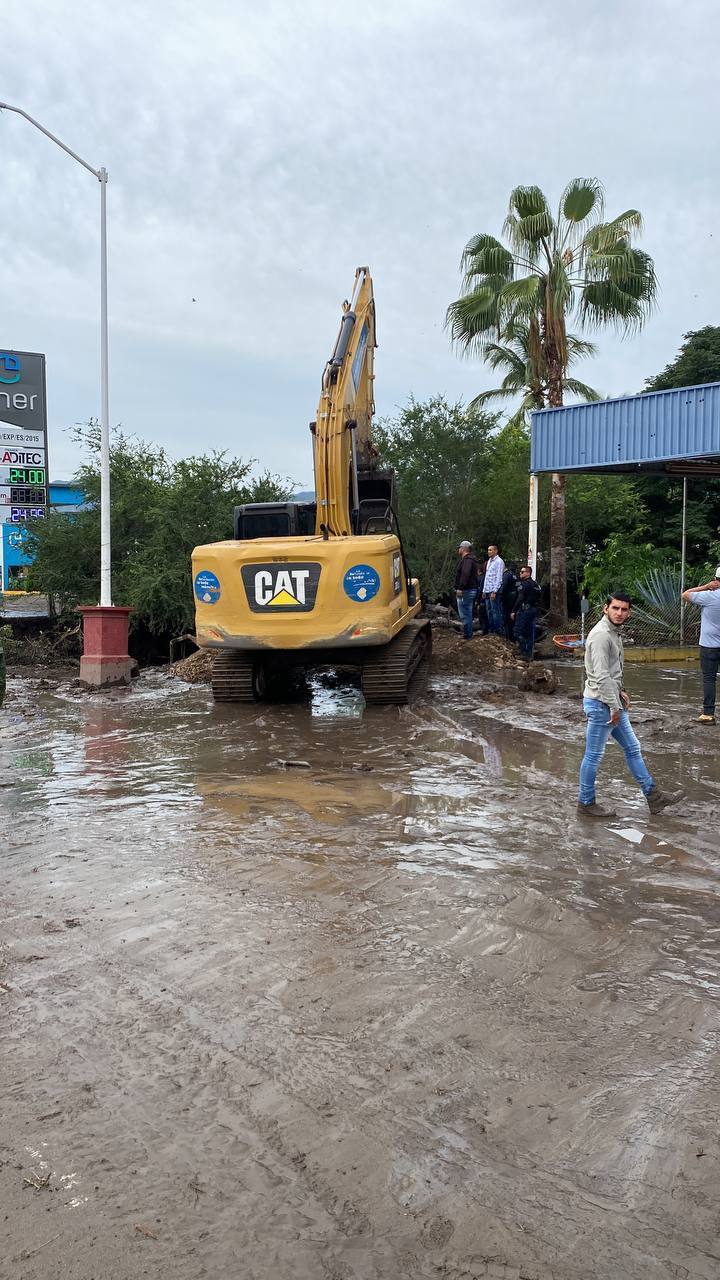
[1,657,719,1279]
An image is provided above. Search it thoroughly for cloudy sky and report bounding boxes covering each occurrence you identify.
[2,0,719,489]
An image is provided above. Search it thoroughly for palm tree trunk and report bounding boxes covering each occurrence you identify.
[546,349,568,626]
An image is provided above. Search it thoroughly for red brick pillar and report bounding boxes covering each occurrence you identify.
[77,606,134,687]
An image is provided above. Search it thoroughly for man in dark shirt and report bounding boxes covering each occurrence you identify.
[454,540,479,640]
[511,565,541,661]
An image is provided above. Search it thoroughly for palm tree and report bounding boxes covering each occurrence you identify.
[469,321,601,429]
[447,179,657,623]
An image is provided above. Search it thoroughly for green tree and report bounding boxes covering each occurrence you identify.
[640,328,720,573]
[24,424,290,637]
[582,533,678,606]
[374,396,498,599]
[645,326,720,391]
[565,473,649,598]
[447,178,657,623]
[478,420,535,562]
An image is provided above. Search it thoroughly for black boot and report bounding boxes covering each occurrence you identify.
[646,787,683,814]
[577,800,617,820]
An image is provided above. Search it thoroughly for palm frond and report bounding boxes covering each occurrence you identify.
[560,177,604,225]
[469,382,527,407]
[566,334,597,360]
[504,186,554,251]
[563,377,601,401]
[499,275,542,310]
[446,290,500,350]
[505,402,534,431]
[580,269,656,334]
[460,234,514,282]
[482,342,528,378]
[604,208,644,236]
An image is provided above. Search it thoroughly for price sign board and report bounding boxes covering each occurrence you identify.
[0,351,47,432]
[0,488,46,505]
[0,350,49,587]
[0,448,46,467]
[0,504,46,523]
[0,426,44,449]
[0,465,47,485]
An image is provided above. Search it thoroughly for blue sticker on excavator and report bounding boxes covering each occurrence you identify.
[343,564,380,602]
[194,570,221,604]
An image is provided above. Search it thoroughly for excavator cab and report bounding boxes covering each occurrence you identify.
[234,501,316,540]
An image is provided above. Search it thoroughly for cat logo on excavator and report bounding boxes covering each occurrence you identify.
[241,562,321,613]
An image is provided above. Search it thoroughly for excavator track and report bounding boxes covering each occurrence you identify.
[211,651,266,703]
[361,619,432,706]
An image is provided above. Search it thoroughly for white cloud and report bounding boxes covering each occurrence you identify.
[1,0,719,483]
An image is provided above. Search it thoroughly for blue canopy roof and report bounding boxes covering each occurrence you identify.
[530,381,720,475]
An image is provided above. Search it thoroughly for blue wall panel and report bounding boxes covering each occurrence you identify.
[530,381,720,473]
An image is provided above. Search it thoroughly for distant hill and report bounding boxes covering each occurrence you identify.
[292,491,315,501]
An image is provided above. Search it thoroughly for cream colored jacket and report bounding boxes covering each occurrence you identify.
[583,615,624,712]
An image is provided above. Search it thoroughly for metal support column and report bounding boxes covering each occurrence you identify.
[527,474,539,577]
[680,475,688,645]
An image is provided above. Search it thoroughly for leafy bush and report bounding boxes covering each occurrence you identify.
[625,566,700,644]
[22,424,291,637]
[583,534,678,606]
[631,567,683,636]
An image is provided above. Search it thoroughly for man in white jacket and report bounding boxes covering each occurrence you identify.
[577,592,682,819]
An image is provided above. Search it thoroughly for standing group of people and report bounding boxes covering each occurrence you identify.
[454,540,542,661]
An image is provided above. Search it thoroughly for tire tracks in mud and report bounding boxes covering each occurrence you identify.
[9,855,716,1280]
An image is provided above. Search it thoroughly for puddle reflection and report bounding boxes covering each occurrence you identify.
[2,664,720,1000]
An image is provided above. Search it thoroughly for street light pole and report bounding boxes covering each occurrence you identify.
[98,165,111,607]
[0,101,112,606]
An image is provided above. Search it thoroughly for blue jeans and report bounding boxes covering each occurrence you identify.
[484,594,504,634]
[457,589,478,639]
[578,697,654,804]
[700,645,720,715]
[514,606,536,660]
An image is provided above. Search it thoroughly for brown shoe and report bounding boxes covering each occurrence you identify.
[577,800,617,819]
[646,787,683,814]
[697,713,716,725]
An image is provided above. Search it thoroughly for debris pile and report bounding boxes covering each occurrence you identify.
[170,647,213,683]
[519,659,558,694]
[429,628,526,674]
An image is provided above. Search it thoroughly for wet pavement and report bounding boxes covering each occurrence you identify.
[1,661,719,1279]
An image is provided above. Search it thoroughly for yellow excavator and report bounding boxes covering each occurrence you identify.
[191,267,431,704]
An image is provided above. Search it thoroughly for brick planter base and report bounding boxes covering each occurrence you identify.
[77,605,134,688]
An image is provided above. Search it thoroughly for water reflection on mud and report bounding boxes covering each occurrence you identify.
[3,662,719,923]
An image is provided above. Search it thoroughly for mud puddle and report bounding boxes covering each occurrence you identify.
[2,663,720,1279]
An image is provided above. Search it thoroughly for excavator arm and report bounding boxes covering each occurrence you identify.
[313,267,377,537]
[192,262,430,705]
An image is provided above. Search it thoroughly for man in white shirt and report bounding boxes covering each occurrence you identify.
[482,545,505,635]
[682,567,720,724]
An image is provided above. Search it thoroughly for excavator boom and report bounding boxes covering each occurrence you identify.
[314,267,376,537]
[192,266,430,705]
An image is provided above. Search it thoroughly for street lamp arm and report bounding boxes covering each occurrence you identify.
[0,101,102,180]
